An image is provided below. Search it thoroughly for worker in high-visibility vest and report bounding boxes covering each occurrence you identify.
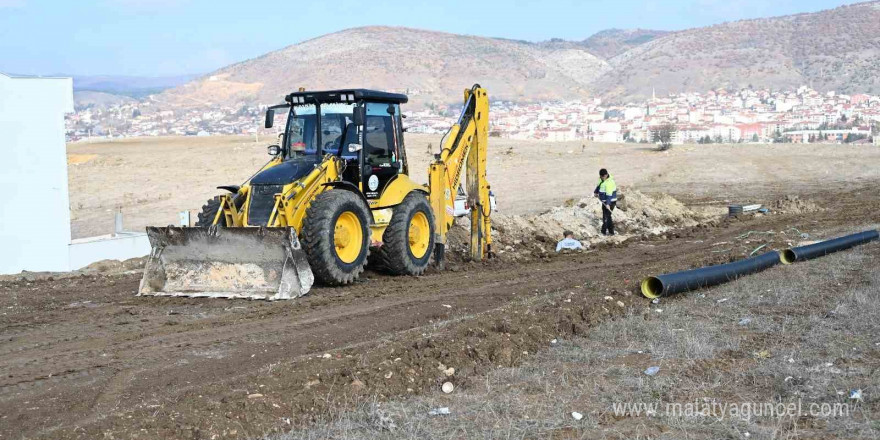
[593,168,618,236]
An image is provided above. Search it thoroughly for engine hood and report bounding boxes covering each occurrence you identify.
[249,156,324,185]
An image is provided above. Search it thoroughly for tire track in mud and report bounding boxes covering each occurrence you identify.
[3,258,606,392]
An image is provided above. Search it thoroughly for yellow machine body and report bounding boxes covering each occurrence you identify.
[139,85,492,300]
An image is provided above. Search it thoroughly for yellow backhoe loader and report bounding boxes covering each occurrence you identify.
[139,85,492,300]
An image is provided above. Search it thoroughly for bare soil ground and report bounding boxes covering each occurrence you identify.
[2,180,878,439]
[0,137,874,439]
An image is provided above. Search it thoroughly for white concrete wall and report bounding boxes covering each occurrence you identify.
[69,234,152,270]
[0,73,74,273]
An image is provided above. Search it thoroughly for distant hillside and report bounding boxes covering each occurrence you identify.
[594,1,880,101]
[160,26,610,108]
[74,74,197,98]
[581,29,670,59]
[73,90,136,110]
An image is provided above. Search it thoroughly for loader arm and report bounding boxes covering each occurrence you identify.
[268,154,344,229]
[429,85,492,266]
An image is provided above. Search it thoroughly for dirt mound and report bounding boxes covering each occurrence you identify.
[448,189,721,260]
[771,195,822,214]
[0,257,147,283]
[85,257,147,273]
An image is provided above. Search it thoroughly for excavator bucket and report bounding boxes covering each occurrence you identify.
[138,226,314,300]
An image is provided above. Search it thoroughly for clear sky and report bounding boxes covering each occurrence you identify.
[0,0,866,77]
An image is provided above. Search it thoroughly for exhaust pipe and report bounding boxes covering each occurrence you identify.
[641,251,781,299]
[781,230,879,265]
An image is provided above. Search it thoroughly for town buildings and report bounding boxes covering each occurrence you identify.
[67,86,880,145]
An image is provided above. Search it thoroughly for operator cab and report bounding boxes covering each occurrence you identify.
[264,89,409,200]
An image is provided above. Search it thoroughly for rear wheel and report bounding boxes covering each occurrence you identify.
[373,192,435,275]
[195,196,227,227]
[301,190,371,285]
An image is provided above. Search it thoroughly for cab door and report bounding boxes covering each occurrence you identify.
[361,102,402,199]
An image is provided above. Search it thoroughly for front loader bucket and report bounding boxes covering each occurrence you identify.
[138,226,314,300]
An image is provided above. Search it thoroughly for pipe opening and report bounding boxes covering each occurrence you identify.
[780,249,797,265]
[640,277,664,299]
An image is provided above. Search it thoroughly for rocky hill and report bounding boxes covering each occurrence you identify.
[581,29,670,59]
[160,27,610,108]
[594,1,880,101]
[162,2,880,107]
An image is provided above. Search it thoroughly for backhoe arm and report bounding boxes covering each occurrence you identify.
[429,85,492,266]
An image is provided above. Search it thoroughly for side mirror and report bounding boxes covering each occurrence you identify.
[265,109,275,129]
[352,106,365,126]
[347,143,363,153]
[267,145,282,156]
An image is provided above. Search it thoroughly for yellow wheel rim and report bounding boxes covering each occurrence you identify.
[334,211,363,264]
[408,211,430,259]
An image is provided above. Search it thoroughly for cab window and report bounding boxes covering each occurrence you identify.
[287,104,317,155]
[320,103,356,158]
[364,103,399,166]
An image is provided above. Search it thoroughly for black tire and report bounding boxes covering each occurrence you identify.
[301,190,371,285]
[373,192,435,276]
[195,196,227,227]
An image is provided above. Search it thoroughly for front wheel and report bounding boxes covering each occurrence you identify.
[373,192,435,276]
[301,190,371,285]
[195,196,227,227]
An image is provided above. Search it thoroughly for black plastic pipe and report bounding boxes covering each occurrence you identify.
[781,230,879,265]
[641,251,781,299]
